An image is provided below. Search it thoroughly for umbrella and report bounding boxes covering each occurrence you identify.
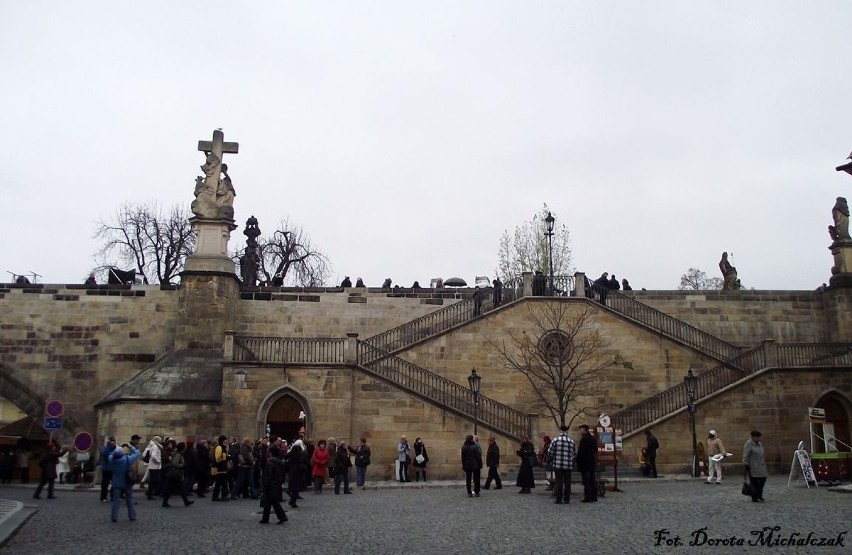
[444,277,467,287]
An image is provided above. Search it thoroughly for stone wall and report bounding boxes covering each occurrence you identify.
[629,290,828,345]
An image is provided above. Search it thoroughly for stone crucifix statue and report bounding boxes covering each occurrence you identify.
[192,129,239,220]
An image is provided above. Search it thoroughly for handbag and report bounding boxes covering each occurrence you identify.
[126,467,138,485]
[415,454,425,464]
[741,481,753,496]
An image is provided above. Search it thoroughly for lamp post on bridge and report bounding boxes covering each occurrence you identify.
[468,367,482,435]
[544,212,555,295]
[684,369,699,478]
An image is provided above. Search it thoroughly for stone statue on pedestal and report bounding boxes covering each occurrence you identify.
[719,252,740,291]
[829,197,850,241]
[192,130,239,220]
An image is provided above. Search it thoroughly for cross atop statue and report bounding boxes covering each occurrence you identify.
[192,129,240,220]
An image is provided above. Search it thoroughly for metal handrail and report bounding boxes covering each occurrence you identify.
[358,342,531,439]
[590,285,742,363]
[614,345,766,436]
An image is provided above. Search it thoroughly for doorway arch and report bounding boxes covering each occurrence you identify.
[257,386,310,442]
[814,390,851,453]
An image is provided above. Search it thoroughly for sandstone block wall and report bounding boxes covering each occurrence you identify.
[631,290,827,345]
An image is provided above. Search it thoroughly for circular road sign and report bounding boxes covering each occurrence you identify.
[45,400,64,418]
[74,432,93,452]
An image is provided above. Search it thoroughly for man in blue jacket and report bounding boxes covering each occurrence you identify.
[108,444,140,522]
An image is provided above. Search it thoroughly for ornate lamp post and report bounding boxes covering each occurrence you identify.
[684,369,699,477]
[544,212,555,295]
[467,367,482,435]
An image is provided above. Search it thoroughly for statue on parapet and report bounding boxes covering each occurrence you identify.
[243,215,261,248]
[192,153,236,220]
[719,252,741,290]
[240,245,260,287]
[828,196,850,241]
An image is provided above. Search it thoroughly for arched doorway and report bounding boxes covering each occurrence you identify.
[265,395,305,442]
[815,392,851,453]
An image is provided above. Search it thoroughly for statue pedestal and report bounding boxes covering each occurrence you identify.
[829,240,852,288]
[184,217,237,274]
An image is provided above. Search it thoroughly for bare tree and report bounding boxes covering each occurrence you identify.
[94,202,195,284]
[233,218,331,287]
[496,203,573,281]
[678,268,723,290]
[487,302,630,429]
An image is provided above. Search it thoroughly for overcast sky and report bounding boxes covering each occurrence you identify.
[2,2,851,290]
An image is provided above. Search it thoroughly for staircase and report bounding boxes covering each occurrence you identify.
[357,342,531,439]
[591,285,742,364]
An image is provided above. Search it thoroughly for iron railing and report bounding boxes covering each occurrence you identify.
[777,343,852,366]
[233,336,345,364]
[613,346,766,436]
[363,293,497,356]
[358,342,531,439]
[590,285,742,363]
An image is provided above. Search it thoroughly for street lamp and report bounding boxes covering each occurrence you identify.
[684,369,699,477]
[544,212,555,295]
[467,367,482,435]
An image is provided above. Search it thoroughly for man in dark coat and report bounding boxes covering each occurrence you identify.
[285,441,307,508]
[194,439,211,497]
[461,434,483,497]
[259,445,287,524]
[483,436,502,490]
[646,429,660,478]
[576,425,598,502]
[593,272,610,304]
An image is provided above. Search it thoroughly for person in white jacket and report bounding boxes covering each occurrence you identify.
[142,436,163,499]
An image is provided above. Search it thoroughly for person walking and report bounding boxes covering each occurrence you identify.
[230,437,258,500]
[99,436,117,503]
[483,437,502,490]
[161,441,194,508]
[706,430,727,484]
[285,440,307,508]
[210,435,230,502]
[515,435,536,494]
[310,439,330,493]
[413,438,429,482]
[108,445,140,522]
[397,436,411,482]
[461,434,482,497]
[259,445,288,524]
[645,429,660,478]
[576,425,598,502]
[348,437,371,489]
[743,430,767,502]
[547,425,575,504]
[333,441,352,494]
[33,443,68,499]
[142,436,163,500]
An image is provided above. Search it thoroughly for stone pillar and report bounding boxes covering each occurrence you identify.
[522,272,532,298]
[761,339,778,368]
[828,240,852,289]
[345,333,359,365]
[575,272,586,298]
[822,287,852,342]
[175,272,240,351]
[224,330,236,360]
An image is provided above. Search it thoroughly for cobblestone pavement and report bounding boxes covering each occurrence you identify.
[1,478,850,554]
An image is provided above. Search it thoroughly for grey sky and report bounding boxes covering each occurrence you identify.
[2,2,851,289]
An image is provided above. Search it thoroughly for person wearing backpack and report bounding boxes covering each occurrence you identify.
[142,436,163,500]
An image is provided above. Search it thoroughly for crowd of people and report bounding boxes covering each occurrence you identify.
[11,424,769,522]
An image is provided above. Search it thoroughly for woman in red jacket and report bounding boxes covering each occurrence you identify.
[310,440,330,494]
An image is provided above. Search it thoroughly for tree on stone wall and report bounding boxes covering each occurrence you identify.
[94,202,195,284]
[495,203,573,282]
[234,218,331,287]
[678,267,724,290]
[487,302,631,429]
